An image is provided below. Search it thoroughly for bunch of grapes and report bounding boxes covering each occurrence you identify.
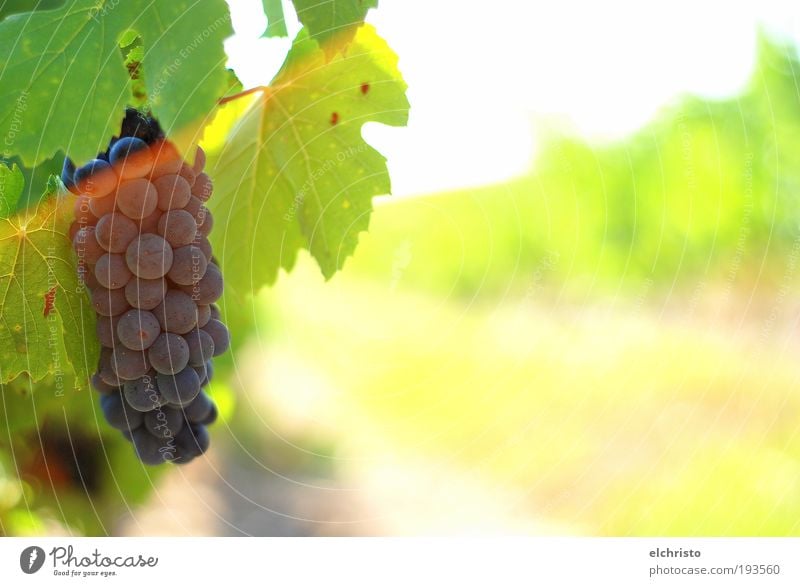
[64,109,229,465]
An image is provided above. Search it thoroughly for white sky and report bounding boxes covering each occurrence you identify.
[224,0,800,196]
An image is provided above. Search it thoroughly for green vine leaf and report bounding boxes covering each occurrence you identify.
[211,24,409,291]
[261,0,288,38]
[291,0,378,54]
[0,175,97,390]
[0,0,233,167]
[0,163,24,217]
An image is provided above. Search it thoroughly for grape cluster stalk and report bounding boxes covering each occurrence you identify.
[64,110,229,465]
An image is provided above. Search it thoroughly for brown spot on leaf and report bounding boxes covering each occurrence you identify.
[330,112,339,125]
[360,82,370,95]
[43,287,56,317]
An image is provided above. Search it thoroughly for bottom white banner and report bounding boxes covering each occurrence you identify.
[0,537,797,584]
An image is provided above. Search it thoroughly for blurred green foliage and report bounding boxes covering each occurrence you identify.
[349,33,800,299]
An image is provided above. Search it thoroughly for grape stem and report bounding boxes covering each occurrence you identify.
[218,86,268,105]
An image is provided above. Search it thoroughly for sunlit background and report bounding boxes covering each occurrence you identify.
[4,0,800,536]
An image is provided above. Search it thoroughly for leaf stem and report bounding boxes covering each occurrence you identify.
[218,86,268,105]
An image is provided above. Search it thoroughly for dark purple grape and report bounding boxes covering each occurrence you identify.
[110,136,153,179]
[182,263,222,304]
[95,253,132,289]
[91,373,118,394]
[196,207,213,236]
[126,233,173,279]
[97,347,123,386]
[123,374,164,412]
[72,226,106,265]
[101,393,144,431]
[117,309,161,351]
[192,172,212,202]
[178,163,196,187]
[156,368,201,406]
[92,286,130,317]
[95,212,138,253]
[125,277,167,310]
[88,193,117,217]
[195,235,212,261]
[182,392,213,423]
[168,245,207,286]
[111,346,150,380]
[148,332,190,375]
[96,315,121,348]
[154,289,197,334]
[152,174,191,211]
[184,328,214,367]
[197,304,211,327]
[144,406,184,438]
[74,158,118,198]
[202,319,230,357]
[157,209,197,247]
[116,178,158,219]
[131,428,172,465]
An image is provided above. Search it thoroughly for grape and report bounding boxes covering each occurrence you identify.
[123,374,163,412]
[97,347,123,386]
[168,245,208,286]
[191,172,213,201]
[184,195,202,217]
[152,174,191,211]
[144,406,184,438]
[92,286,130,317]
[111,346,150,380]
[203,319,230,357]
[196,206,213,237]
[74,158,117,198]
[149,141,183,178]
[88,193,117,217]
[73,195,97,227]
[156,367,201,406]
[154,289,197,334]
[197,304,211,327]
[192,146,206,174]
[117,309,161,351]
[176,424,210,460]
[124,277,167,310]
[96,315,121,348]
[101,393,144,431]
[131,428,171,465]
[81,263,100,289]
[126,233,173,279]
[116,178,158,219]
[148,332,190,375]
[185,328,214,367]
[95,253,132,289]
[72,226,105,264]
[94,212,138,253]
[110,136,153,179]
[178,163,196,187]
[91,373,118,394]
[209,304,221,321]
[182,262,222,304]
[193,363,209,386]
[200,402,218,425]
[158,209,197,247]
[195,235,212,261]
[120,107,164,144]
[137,209,162,234]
